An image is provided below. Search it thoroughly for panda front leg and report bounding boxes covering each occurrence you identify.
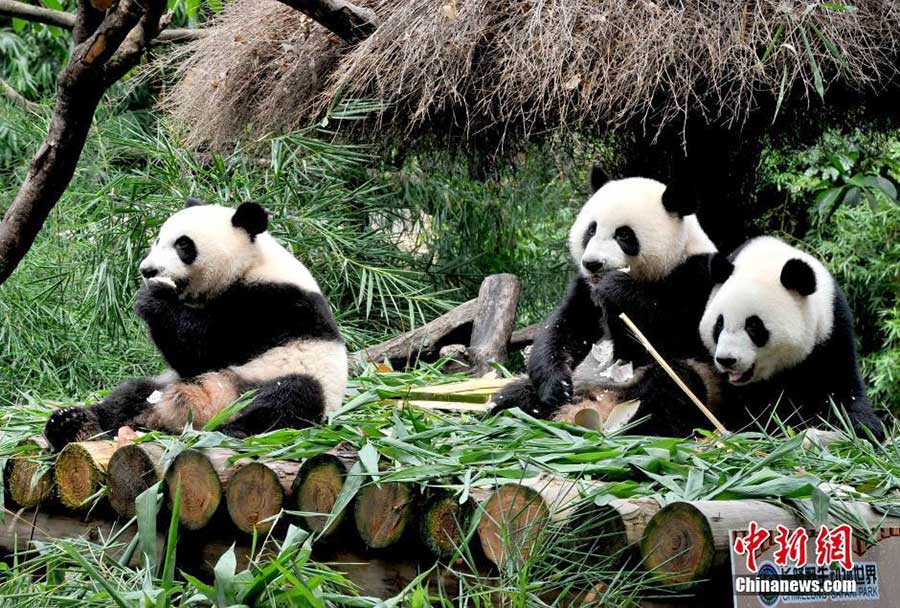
[216,374,326,438]
[44,378,162,451]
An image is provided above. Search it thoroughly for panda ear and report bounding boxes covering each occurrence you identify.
[232,202,269,237]
[589,164,610,194]
[709,253,734,285]
[780,258,817,296]
[184,198,203,208]
[662,180,699,217]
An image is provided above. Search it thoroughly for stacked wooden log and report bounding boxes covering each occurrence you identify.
[3,439,641,565]
[8,436,900,605]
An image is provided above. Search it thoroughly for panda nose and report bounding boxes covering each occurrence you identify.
[141,266,159,279]
[583,259,605,273]
[715,356,737,369]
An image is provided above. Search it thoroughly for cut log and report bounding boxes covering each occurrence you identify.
[349,299,478,370]
[467,273,522,375]
[290,445,356,537]
[354,481,416,550]
[226,461,300,534]
[5,437,54,508]
[107,442,167,517]
[640,500,900,588]
[419,491,472,558]
[55,441,117,510]
[588,498,661,557]
[164,448,235,530]
[476,476,596,567]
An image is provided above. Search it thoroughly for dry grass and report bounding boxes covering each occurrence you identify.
[163,0,900,148]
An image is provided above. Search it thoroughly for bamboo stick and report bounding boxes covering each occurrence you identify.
[618,313,727,433]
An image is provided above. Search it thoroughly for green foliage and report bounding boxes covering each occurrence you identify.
[0,99,456,406]
[758,125,900,413]
[380,133,615,326]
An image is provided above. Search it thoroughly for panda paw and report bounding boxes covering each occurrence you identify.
[44,406,103,452]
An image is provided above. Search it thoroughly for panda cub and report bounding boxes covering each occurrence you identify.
[44,200,347,450]
[493,168,722,434]
[701,236,884,440]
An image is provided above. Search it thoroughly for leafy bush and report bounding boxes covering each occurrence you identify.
[758,126,900,413]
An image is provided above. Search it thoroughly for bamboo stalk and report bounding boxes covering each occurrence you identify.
[618,313,727,434]
[55,441,117,510]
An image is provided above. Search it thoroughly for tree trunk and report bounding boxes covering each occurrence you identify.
[225,461,300,534]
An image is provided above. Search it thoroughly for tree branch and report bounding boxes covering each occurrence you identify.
[0,79,39,113]
[0,0,201,42]
[0,0,170,284]
[275,0,377,44]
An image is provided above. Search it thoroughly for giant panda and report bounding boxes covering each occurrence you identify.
[44,200,348,450]
[700,236,884,440]
[492,168,723,435]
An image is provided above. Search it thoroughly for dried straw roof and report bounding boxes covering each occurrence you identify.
[164,0,900,149]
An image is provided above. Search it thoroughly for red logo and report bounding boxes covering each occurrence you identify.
[733,521,770,572]
[815,524,854,570]
[773,524,809,567]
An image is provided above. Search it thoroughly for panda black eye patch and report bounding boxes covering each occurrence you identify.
[582,221,597,248]
[614,225,639,256]
[745,315,769,347]
[174,236,197,265]
[713,314,724,343]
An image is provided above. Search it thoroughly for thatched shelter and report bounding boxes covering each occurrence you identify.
[164,0,900,149]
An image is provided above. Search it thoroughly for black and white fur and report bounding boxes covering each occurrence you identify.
[492,168,721,434]
[700,236,884,440]
[44,200,347,450]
